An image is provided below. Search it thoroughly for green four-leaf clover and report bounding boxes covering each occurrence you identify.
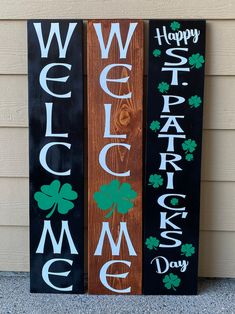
[189,53,205,69]
[182,139,197,153]
[163,273,181,291]
[188,95,202,108]
[181,243,196,257]
[93,180,137,218]
[148,174,163,189]
[158,82,169,94]
[153,49,161,57]
[150,120,160,132]
[185,153,194,162]
[182,139,197,162]
[170,21,181,31]
[145,236,159,250]
[170,198,179,206]
[34,180,78,218]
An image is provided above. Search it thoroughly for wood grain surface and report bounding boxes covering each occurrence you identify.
[87,20,143,294]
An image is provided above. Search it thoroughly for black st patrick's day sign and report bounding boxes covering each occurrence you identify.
[28,20,84,293]
[144,20,206,295]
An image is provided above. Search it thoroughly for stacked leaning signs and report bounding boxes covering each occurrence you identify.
[28,19,206,295]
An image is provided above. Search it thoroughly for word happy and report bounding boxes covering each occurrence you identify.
[155,26,200,46]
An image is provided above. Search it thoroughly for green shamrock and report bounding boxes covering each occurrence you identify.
[185,153,194,162]
[170,198,179,206]
[150,120,160,132]
[148,174,163,189]
[181,243,196,257]
[153,49,161,57]
[145,236,160,250]
[189,53,205,69]
[163,273,181,291]
[188,95,202,108]
[170,21,181,31]
[93,180,137,218]
[158,82,169,94]
[182,139,197,153]
[34,180,78,218]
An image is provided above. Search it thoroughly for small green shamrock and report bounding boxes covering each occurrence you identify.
[189,53,205,69]
[170,198,179,206]
[148,174,163,188]
[188,95,202,108]
[158,82,169,93]
[170,21,181,31]
[145,236,159,250]
[185,153,194,161]
[150,120,160,132]
[182,139,197,153]
[181,243,196,257]
[163,273,181,291]
[153,49,161,57]
[93,180,137,218]
[34,180,78,218]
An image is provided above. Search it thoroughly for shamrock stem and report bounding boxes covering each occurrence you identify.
[105,203,116,218]
[46,203,57,219]
[172,286,176,291]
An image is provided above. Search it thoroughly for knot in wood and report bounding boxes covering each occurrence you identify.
[119,109,131,126]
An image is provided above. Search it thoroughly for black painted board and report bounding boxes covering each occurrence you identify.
[28,20,84,293]
[143,20,206,295]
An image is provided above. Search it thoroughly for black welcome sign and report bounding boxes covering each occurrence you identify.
[143,20,206,295]
[28,20,84,293]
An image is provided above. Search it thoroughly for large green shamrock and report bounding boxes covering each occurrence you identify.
[34,180,78,218]
[170,21,181,31]
[145,236,159,250]
[150,120,160,132]
[189,53,205,69]
[163,273,181,291]
[153,49,161,57]
[188,95,202,108]
[148,174,163,189]
[170,198,179,206]
[181,243,196,257]
[182,139,197,153]
[158,82,169,94]
[93,180,137,218]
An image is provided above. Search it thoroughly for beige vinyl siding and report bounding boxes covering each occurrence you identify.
[0,0,234,277]
[0,0,234,19]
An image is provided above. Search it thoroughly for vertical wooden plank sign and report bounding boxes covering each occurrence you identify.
[144,20,206,294]
[28,20,84,293]
[87,20,143,294]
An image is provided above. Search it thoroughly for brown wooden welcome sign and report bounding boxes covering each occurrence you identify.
[87,20,143,294]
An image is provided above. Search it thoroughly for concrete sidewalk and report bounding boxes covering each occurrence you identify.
[0,272,234,314]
